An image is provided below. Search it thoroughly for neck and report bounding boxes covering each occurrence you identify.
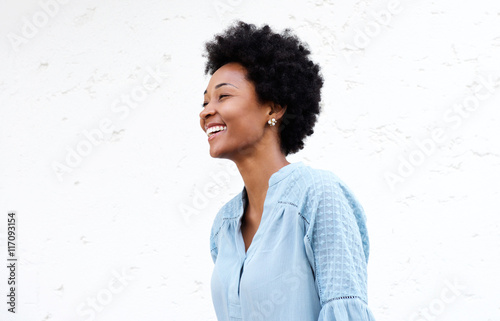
[233,142,290,217]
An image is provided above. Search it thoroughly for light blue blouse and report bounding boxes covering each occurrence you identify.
[209,161,376,320]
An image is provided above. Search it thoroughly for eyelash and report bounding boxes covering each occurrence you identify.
[202,95,229,108]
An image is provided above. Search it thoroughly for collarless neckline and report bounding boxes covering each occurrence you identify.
[269,161,303,187]
[238,161,304,211]
[235,161,304,256]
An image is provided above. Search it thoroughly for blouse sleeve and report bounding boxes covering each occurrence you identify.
[210,234,218,264]
[209,220,222,264]
[303,173,376,320]
[209,204,227,264]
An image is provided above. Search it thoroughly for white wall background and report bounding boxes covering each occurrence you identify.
[1,0,499,320]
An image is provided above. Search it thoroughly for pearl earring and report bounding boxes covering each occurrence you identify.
[268,118,276,126]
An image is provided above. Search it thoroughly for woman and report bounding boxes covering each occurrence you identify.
[200,21,376,321]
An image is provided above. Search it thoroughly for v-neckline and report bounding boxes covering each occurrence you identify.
[235,162,302,258]
[237,187,262,256]
[240,196,262,253]
[234,162,303,298]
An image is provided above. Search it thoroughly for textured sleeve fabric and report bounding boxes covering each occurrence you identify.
[304,171,376,321]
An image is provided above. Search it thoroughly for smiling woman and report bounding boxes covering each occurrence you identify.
[201,62,286,160]
[200,21,377,321]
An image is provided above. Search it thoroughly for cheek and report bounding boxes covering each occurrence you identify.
[232,117,262,136]
[226,119,265,149]
[221,102,266,143]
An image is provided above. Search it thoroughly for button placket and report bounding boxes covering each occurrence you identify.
[228,162,303,318]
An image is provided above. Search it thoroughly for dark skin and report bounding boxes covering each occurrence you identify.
[200,62,289,252]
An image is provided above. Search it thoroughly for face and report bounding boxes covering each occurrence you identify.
[200,62,273,160]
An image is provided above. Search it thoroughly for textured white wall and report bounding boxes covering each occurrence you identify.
[1,0,499,320]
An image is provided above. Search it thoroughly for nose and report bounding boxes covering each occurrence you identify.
[199,102,215,121]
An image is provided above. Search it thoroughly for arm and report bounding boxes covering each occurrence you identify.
[304,174,376,320]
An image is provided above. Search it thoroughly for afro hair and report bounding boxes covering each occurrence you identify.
[203,21,324,156]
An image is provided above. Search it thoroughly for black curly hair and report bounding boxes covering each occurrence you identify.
[203,21,324,156]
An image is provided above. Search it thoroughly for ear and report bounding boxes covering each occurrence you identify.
[268,102,287,122]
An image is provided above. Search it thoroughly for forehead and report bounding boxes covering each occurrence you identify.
[206,62,249,90]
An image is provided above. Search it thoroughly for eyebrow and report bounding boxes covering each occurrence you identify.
[204,82,238,95]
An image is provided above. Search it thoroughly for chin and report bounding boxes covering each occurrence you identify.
[209,145,235,160]
[209,146,225,159]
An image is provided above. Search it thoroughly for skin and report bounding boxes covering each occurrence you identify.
[199,62,290,252]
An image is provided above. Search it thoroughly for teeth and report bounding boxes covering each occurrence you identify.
[206,125,227,137]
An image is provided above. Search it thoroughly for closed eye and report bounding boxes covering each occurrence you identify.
[201,95,230,108]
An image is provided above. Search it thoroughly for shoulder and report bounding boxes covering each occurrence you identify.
[298,164,343,188]
[291,163,352,208]
[209,190,243,263]
[210,190,242,243]
[297,163,370,262]
[297,163,362,204]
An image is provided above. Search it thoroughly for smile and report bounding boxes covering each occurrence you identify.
[207,125,227,140]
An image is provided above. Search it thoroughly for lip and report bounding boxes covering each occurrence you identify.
[208,128,226,141]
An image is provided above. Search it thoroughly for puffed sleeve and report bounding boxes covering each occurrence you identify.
[303,173,376,320]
